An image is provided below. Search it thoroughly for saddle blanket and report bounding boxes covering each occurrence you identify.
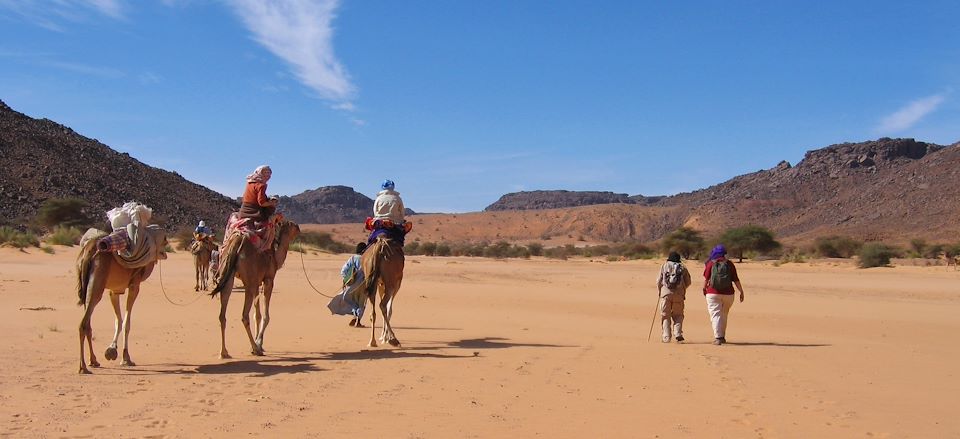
[223,212,279,253]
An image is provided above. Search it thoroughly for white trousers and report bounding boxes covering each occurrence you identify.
[705,294,735,339]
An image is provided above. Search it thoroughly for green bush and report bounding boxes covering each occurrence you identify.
[298,231,351,253]
[36,198,91,228]
[858,243,899,268]
[719,225,782,262]
[47,225,84,246]
[526,242,544,257]
[0,226,40,248]
[661,227,705,260]
[814,235,863,258]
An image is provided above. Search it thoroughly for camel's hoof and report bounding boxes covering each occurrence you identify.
[388,339,401,347]
[368,342,378,348]
[194,286,200,292]
[121,360,136,367]
[219,352,232,360]
[79,367,92,375]
[89,359,101,368]
[104,347,118,361]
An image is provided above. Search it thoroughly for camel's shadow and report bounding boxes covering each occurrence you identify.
[194,357,323,377]
[446,337,576,350]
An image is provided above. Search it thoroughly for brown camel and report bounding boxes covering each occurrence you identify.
[210,220,299,358]
[76,228,167,374]
[191,238,217,291]
[361,235,405,347]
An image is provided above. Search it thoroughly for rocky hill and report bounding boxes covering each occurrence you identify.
[658,137,960,242]
[485,190,663,211]
[0,100,238,231]
[278,186,374,224]
[278,185,417,225]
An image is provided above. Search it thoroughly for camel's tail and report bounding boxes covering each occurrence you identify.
[210,233,243,297]
[75,228,106,306]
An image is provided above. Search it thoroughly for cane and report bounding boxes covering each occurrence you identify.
[647,294,662,342]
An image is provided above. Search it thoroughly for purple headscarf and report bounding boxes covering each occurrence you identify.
[708,244,727,261]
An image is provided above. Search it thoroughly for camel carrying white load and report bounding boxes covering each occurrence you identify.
[88,201,166,269]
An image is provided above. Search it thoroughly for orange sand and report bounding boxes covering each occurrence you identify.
[1,245,958,438]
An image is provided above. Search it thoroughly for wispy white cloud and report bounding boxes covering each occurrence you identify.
[85,0,124,19]
[877,93,947,133]
[0,0,125,29]
[227,0,355,106]
[45,59,125,78]
[138,71,163,84]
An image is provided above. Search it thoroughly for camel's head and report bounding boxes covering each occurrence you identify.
[274,220,300,269]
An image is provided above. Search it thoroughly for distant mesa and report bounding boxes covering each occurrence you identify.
[485,190,664,211]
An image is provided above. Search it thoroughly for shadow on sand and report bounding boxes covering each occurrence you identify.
[194,357,324,377]
[446,337,576,350]
[724,341,831,347]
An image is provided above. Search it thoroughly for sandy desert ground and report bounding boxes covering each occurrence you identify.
[1,244,958,438]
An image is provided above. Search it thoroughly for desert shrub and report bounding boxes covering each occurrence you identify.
[943,243,960,258]
[526,242,544,257]
[35,198,91,228]
[779,249,807,264]
[435,243,452,256]
[543,246,569,260]
[0,226,40,248]
[173,227,195,250]
[720,225,781,262]
[47,225,84,246]
[814,235,862,258]
[41,245,55,254]
[661,227,705,260]
[909,238,927,258]
[405,241,421,255]
[289,242,306,253]
[419,242,438,256]
[858,243,899,268]
[298,231,350,253]
[619,242,657,260]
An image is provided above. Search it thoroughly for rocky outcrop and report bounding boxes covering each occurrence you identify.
[279,185,416,224]
[0,100,238,231]
[485,190,640,211]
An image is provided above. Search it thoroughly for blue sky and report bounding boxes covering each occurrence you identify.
[1,1,958,213]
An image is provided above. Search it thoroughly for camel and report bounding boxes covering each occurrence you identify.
[76,227,167,374]
[361,235,405,347]
[190,238,217,291]
[210,219,299,358]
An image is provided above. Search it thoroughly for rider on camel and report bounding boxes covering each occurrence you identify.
[239,165,278,224]
[366,179,411,245]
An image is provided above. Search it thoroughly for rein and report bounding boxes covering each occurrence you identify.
[296,237,342,299]
[157,257,206,307]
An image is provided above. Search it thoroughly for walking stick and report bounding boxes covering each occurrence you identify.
[647,294,662,342]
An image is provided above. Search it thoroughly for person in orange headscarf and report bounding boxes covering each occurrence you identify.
[238,165,278,223]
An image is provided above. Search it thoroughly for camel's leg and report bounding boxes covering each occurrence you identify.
[194,256,201,291]
[254,279,273,352]
[381,275,403,347]
[368,287,377,348]
[218,276,235,359]
[78,268,106,374]
[253,296,263,337]
[200,259,209,291]
[241,285,262,356]
[120,285,140,366]
[105,291,122,361]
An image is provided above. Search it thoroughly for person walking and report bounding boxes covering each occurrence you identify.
[327,242,368,327]
[656,251,692,343]
[703,244,745,345]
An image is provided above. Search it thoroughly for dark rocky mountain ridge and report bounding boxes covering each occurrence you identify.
[0,100,238,231]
